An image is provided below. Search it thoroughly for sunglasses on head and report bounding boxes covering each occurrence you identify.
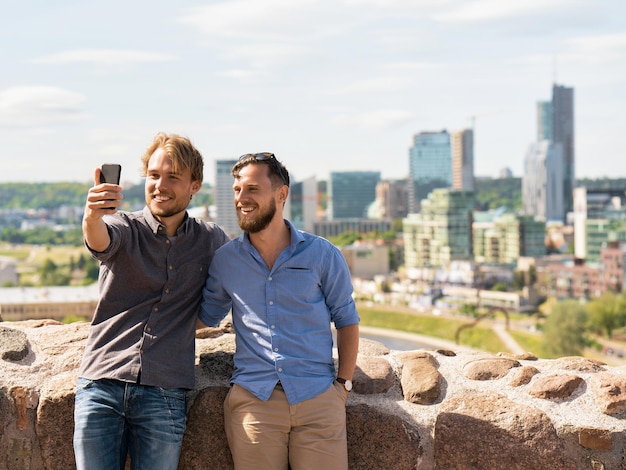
[238,152,288,186]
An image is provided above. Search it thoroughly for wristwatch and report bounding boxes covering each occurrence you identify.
[336,377,353,392]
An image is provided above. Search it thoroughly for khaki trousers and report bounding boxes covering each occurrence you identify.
[224,382,348,470]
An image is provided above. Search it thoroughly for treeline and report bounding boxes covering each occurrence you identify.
[542,293,626,358]
[474,177,522,211]
[1,226,84,246]
[0,182,214,209]
[472,177,626,212]
[0,182,91,209]
[0,178,623,212]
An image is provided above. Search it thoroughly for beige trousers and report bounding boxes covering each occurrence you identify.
[224,382,348,470]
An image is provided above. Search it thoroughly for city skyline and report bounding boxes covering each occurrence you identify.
[1,1,625,186]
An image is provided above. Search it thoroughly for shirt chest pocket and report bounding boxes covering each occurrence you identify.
[281,267,322,303]
[173,262,208,293]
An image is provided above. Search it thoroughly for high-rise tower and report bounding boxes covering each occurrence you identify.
[552,84,575,218]
[451,129,474,191]
[522,141,564,222]
[214,159,238,238]
[408,130,452,213]
[328,171,381,220]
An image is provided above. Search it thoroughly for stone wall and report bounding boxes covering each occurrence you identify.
[1,320,625,470]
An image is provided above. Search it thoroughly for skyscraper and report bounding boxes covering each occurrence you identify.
[536,100,553,141]
[328,171,380,220]
[522,141,564,222]
[403,188,474,268]
[552,84,575,218]
[451,129,474,191]
[408,130,452,213]
[523,83,576,222]
[374,179,408,220]
[214,159,238,238]
[289,175,317,232]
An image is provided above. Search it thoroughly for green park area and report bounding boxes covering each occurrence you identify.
[356,304,626,365]
[0,243,95,287]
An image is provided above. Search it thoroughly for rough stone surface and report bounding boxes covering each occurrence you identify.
[509,365,540,387]
[528,374,585,399]
[353,356,395,395]
[346,404,421,470]
[462,356,521,380]
[180,387,233,469]
[398,351,442,405]
[356,337,390,357]
[590,372,626,415]
[0,326,29,361]
[434,393,577,470]
[36,372,76,470]
[1,320,626,470]
[579,427,614,451]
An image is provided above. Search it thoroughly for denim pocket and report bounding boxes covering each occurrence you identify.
[75,377,94,393]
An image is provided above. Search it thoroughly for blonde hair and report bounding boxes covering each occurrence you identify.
[141,132,204,183]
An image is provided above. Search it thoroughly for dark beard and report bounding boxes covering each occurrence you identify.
[237,198,276,233]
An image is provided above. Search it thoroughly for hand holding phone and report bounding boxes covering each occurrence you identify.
[100,164,122,185]
[99,164,122,210]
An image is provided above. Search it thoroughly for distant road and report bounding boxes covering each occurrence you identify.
[356,326,476,352]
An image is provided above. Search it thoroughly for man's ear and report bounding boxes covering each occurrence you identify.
[191,180,202,195]
[278,185,289,202]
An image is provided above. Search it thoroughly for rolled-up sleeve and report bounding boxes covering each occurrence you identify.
[321,245,360,329]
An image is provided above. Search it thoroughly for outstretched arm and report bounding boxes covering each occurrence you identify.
[83,168,123,252]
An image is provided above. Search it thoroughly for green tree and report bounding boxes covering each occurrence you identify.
[38,258,59,286]
[328,231,361,247]
[542,300,588,357]
[84,258,101,282]
[491,282,508,292]
[586,293,626,339]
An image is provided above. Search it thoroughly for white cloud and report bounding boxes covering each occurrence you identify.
[330,109,414,129]
[26,49,176,66]
[433,0,571,23]
[223,43,308,68]
[337,76,413,93]
[177,0,321,38]
[564,32,626,64]
[0,86,86,127]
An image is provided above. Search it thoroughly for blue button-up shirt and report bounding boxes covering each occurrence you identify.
[200,219,359,405]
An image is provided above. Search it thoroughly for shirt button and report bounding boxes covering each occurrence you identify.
[166,239,170,245]
[271,325,276,329]
[268,276,272,281]
[154,307,159,312]
[168,265,173,270]
[147,327,152,332]
[278,368,283,372]
[274,347,279,352]
[140,349,144,354]
[165,288,170,294]
[269,301,274,305]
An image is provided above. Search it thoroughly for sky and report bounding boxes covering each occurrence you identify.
[1,0,625,186]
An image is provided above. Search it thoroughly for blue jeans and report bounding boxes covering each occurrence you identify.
[73,378,187,470]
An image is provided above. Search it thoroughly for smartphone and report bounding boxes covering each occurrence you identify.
[100,164,122,185]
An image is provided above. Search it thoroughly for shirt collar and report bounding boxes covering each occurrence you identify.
[142,206,190,236]
[239,219,305,251]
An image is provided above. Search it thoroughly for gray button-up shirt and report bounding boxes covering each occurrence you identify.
[78,207,229,389]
